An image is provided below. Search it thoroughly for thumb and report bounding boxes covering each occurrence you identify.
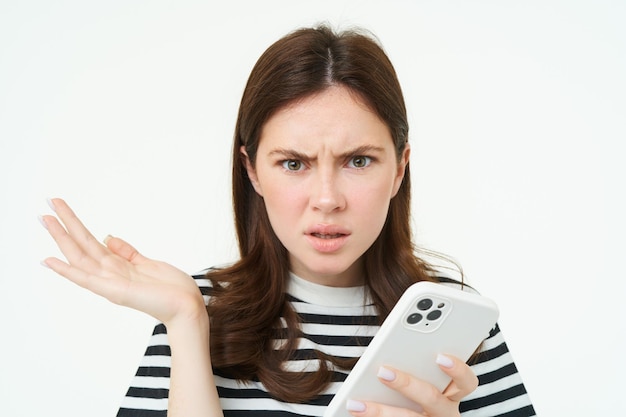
[104,235,148,264]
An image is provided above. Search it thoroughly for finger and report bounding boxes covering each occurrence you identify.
[436,354,479,402]
[41,214,100,273]
[376,366,447,415]
[42,256,127,303]
[104,235,149,264]
[48,198,108,259]
[347,399,424,417]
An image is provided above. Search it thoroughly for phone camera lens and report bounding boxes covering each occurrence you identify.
[407,313,423,324]
[417,298,433,311]
[427,310,442,321]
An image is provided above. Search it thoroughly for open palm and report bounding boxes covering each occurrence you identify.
[40,198,206,325]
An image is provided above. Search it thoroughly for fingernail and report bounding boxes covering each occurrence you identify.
[46,198,56,212]
[346,399,366,412]
[40,259,50,269]
[103,234,113,245]
[436,353,454,368]
[38,215,48,230]
[377,366,396,381]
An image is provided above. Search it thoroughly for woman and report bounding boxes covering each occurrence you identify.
[41,25,535,417]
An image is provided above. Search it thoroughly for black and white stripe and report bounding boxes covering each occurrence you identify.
[117,274,535,417]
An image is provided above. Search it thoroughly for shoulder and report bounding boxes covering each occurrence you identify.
[191,267,219,307]
[426,268,480,295]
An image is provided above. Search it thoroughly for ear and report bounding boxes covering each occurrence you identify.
[240,146,263,196]
[391,142,410,197]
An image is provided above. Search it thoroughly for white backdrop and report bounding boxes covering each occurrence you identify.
[1,1,624,415]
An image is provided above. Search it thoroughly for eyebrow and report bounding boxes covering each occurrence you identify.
[267,145,386,161]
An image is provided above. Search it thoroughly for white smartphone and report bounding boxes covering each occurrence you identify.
[324,281,499,417]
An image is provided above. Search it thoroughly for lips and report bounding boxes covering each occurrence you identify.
[306,224,350,236]
[305,224,350,253]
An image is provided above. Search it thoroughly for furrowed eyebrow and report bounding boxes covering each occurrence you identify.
[268,149,313,162]
[267,145,385,161]
[337,145,385,159]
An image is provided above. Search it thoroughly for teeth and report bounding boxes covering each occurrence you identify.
[313,233,342,239]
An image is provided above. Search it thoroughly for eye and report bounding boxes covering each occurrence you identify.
[348,155,372,168]
[282,159,304,171]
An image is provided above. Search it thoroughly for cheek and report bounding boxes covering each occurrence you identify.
[260,183,306,226]
[350,182,395,220]
[264,181,304,207]
[368,173,398,201]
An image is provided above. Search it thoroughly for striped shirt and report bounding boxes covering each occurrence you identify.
[117,272,535,417]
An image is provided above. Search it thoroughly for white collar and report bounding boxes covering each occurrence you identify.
[287,272,372,307]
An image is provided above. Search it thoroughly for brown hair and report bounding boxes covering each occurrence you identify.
[206,25,434,402]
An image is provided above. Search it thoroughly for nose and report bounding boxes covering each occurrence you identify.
[310,168,346,213]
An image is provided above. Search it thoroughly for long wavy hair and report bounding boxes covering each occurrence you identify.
[206,25,434,402]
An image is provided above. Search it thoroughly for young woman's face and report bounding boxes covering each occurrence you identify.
[243,86,409,287]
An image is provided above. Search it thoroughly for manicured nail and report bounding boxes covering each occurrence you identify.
[346,399,367,412]
[38,215,48,230]
[46,198,56,212]
[103,234,113,245]
[436,353,454,369]
[40,259,50,269]
[377,366,396,381]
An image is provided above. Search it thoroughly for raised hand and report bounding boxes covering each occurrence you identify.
[39,198,206,326]
[40,198,224,416]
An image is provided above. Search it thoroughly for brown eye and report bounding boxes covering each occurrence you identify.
[349,156,371,168]
[282,160,303,171]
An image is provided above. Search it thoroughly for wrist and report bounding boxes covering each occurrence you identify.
[165,298,210,341]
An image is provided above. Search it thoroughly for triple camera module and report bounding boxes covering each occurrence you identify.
[405,296,450,332]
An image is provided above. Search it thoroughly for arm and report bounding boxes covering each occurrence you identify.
[40,198,223,417]
[166,313,222,417]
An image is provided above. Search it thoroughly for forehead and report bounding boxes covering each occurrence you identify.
[258,86,392,152]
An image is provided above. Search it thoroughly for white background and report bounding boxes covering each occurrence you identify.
[1,1,624,415]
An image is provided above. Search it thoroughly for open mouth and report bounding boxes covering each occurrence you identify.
[305,225,350,253]
[311,233,345,239]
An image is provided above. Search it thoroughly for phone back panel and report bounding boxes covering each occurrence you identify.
[324,281,499,417]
